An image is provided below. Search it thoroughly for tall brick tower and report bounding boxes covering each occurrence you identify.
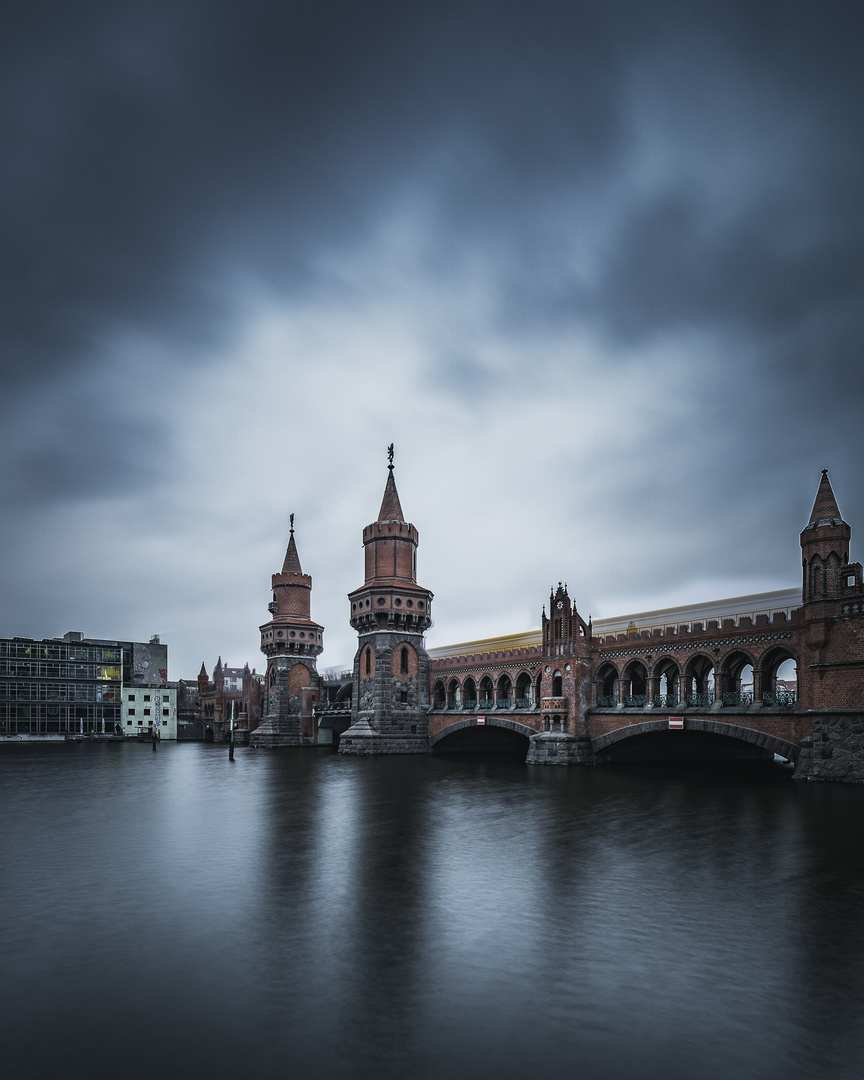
[250,516,324,748]
[339,447,433,754]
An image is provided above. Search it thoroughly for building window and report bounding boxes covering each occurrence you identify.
[144,694,151,702]
[163,695,169,702]
[129,694,136,702]
[144,708,151,716]
[400,690,408,704]
[400,647,409,674]
[129,708,136,716]
[126,721,133,726]
[162,720,168,726]
[162,708,169,716]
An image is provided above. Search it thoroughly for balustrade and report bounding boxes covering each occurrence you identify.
[722,691,753,706]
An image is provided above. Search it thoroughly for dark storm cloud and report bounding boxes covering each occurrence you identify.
[3,1,863,507]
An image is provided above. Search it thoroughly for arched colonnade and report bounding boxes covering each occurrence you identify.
[595,647,798,708]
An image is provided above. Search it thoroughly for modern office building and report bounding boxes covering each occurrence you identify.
[0,631,167,739]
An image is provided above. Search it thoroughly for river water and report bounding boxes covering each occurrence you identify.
[2,743,864,1080]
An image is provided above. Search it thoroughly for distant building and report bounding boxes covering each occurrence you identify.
[0,631,168,740]
[197,658,263,742]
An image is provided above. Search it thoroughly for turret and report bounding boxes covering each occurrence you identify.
[260,514,324,659]
[801,470,856,603]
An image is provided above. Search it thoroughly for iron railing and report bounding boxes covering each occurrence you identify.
[654,694,677,707]
[722,691,753,706]
[762,690,797,706]
[596,695,617,708]
[515,697,531,708]
[687,693,713,707]
[624,694,648,707]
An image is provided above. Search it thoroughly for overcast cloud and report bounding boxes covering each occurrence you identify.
[1,1,862,677]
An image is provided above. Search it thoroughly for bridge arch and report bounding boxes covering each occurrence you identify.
[430,715,537,753]
[592,718,798,762]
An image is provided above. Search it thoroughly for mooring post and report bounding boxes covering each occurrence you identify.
[229,717,235,761]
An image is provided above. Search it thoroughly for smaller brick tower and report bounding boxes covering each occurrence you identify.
[250,515,324,748]
[339,447,433,754]
[799,470,864,710]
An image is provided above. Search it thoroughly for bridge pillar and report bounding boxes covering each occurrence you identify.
[794,712,864,782]
[526,731,594,766]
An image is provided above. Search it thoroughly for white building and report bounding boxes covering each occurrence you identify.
[122,686,177,740]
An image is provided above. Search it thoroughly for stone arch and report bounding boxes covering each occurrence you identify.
[479,675,494,707]
[621,660,647,704]
[447,677,460,708]
[720,650,756,705]
[595,662,619,706]
[497,673,512,707]
[758,645,799,705]
[430,715,537,747]
[287,663,311,694]
[390,642,417,679]
[462,677,477,708]
[592,718,799,761]
[515,671,532,707]
[683,653,715,703]
[651,657,680,705]
[552,670,563,696]
[432,679,446,708]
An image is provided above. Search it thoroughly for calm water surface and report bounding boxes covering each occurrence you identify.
[2,743,864,1080]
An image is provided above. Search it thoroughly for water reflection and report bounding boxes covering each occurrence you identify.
[1,745,864,1079]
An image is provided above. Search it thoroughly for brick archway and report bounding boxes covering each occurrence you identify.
[592,718,799,761]
[430,716,538,747]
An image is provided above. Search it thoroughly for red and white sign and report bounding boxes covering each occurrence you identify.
[669,717,684,730]
[477,717,485,725]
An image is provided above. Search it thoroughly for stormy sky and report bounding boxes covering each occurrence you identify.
[2,1,862,678]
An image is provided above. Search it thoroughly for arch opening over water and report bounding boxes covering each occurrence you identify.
[431,718,533,757]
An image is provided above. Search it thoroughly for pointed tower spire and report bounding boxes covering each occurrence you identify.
[808,469,846,527]
[281,513,303,573]
[801,469,852,604]
[378,444,404,522]
[198,661,207,678]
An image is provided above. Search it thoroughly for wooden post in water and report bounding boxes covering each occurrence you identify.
[229,716,234,761]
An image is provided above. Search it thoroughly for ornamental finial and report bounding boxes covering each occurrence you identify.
[289,512,294,533]
[387,443,394,469]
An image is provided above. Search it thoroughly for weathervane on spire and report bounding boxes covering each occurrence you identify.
[290,512,294,533]
[387,443,394,470]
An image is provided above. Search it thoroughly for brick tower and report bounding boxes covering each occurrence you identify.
[339,447,433,754]
[526,583,595,765]
[799,469,864,710]
[249,515,324,748]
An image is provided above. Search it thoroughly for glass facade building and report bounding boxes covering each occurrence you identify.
[0,632,168,738]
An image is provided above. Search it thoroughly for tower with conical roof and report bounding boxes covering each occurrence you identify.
[801,470,854,604]
[339,446,433,754]
[798,469,864,712]
[250,515,324,748]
